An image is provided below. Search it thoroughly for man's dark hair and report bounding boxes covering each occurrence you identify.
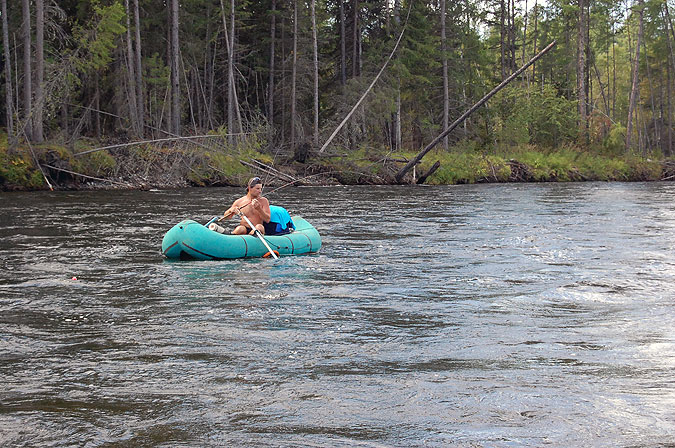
[247,177,262,190]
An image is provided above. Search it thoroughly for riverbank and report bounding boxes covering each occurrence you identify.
[1,133,674,191]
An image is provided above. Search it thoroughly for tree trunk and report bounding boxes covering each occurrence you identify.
[577,0,587,144]
[61,94,69,144]
[21,0,32,141]
[280,15,286,146]
[500,0,506,79]
[113,45,124,130]
[510,0,516,73]
[200,4,210,130]
[311,0,319,148]
[170,0,180,135]
[665,4,674,156]
[357,0,364,137]
[666,2,675,71]
[612,19,617,118]
[522,0,529,86]
[585,0,590,119]
[668,54,673,156]
[2,0,14,146]
[393,0,401,151]
[532,0,538,80]
[463,0,470,137]
[184,58,198,134]
[124,0,138,135]
[34,0,44,142]
[340,0,346,85]
[395,80,401,151]
[626,0,644,151]
[352,0,359,77]
[268,0,276,152]
[522,0,528,66]
[194,65,203,129]
[441,0,448,150]
[133,0,144,137]
[291,0,298,150]
[163,6,170,136]
[207,36,216,129]
[94,72,101,138]
[228,0,235,140]
[592,60,609,116]
[642,37,658,153]
[219,0,242,143]
[605,20,610,120]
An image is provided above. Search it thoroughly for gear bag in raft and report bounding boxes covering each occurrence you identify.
[263,205,295,235]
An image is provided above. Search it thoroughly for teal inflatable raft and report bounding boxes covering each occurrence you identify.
[161,216,321,260]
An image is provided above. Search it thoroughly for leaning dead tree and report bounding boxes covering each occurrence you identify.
[395,40,558,184]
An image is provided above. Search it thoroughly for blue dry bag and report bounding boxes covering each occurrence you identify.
[264,205,295,235]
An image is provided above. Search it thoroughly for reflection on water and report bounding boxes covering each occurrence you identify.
[1,183,675,446]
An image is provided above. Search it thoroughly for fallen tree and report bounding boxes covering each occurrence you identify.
[395,40,558,183]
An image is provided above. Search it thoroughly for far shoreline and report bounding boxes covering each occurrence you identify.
[2,137,674,192]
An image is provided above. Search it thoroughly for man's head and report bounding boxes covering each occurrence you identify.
[247,177,263,197]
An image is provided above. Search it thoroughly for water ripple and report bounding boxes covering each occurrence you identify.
[1,183,675,446]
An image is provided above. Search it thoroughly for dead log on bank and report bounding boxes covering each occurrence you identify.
[239,159,301,185]
[249,158,299,184]
[662,161,675,180]
[43,164,132,187]
[416,161,441,184]
[395,40,557,184]
[507,160,534,182]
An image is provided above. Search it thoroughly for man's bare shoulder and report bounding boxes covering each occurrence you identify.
[233,195,249,206]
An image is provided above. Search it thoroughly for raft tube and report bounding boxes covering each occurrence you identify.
[161,216,321,260]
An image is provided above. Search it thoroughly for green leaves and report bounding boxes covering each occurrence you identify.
[72,0,126,72]
[492,85,578,149]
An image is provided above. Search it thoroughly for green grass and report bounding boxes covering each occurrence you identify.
[0,128,671,190]
[394,143,669,184]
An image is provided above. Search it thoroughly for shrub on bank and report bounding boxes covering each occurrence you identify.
[0,151,44,188]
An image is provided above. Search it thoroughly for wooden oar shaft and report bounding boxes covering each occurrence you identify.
[238,213,278,260]
[217,201,255,222]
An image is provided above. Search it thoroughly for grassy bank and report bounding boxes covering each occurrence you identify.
[1,132,673,191]
[0,131,278,190]
[416,145,670,184]
[317,143,674,185]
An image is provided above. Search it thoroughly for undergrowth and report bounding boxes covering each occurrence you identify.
[0,130,672,190]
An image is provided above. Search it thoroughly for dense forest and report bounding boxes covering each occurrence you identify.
[1,0,675,189]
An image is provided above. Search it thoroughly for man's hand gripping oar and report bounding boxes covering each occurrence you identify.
[216,205,279,260]
[205,200,253,229]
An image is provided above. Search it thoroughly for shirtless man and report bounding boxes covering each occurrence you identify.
[222,177,271,235]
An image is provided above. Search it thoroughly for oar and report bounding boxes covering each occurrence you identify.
[206,201,253,228]
[204,216,220,227]
[236,211,279,260]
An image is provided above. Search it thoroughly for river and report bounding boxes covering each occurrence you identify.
[1,183,674,446]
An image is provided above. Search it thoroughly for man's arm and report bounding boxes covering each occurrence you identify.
[223,199,243,219]
[254,197,272,223]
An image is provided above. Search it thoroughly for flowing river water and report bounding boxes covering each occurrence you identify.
[1,183,674,447]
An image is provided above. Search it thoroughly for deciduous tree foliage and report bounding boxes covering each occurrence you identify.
[0,0,673,157]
